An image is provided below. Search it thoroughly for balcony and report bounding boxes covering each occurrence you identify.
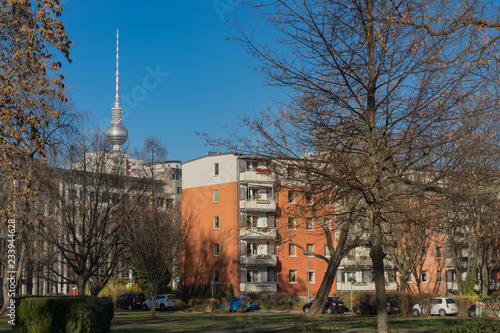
[239,170,275,184]
[240,199,277,212]
[240,282,277,293]
[240,255,277,266]
[240,227,277,240]
[335,281,398,291]
[341,256,372,269]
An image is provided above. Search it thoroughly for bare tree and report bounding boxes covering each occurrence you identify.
[121,138,184,318]
[445,194,500,295]
[384,194,443,293]
[210,1,500,331]
[37,129,130,296]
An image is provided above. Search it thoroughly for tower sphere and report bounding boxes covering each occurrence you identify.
[106,122,128,146]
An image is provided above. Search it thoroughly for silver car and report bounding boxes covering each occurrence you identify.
[412,297,458,317]
[142,294,179,311]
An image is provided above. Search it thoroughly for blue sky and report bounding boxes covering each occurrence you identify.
[59,0,284,162]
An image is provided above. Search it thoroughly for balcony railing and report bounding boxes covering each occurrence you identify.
[240,255,277,266]
[341,256,372,268]
[240,282,277,293]
[240,199,277,212]
[239,227,277,240]
[335,281,398,291]
[239,170,275,183]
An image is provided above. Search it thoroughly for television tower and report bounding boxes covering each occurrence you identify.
[106,29,128,151]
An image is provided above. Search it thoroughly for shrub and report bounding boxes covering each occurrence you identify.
[98,279,144,300]
[14,296,114,333]
[186,298,220,312]
[439,318,500,333]
[253,293,298,310]
[226,283,234,298]
[174,300,187,311]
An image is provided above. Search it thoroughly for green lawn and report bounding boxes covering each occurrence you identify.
[0,316,12,332]
[110,311,469,333]
[111,311,300,332]
[0,311,471,332]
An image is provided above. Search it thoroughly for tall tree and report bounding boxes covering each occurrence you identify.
[121,138,184,318]
[37,129,130,296]
[214,1,500,331]
[0,0,71,312]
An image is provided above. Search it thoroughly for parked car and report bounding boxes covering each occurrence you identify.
[220,296,255,312]
[467,299,500,317]
[353,297,398,316]
[386,297,400,315]
[115,293,145,310]
[467,304,476,317]
[412,297,458,317]
[142,294,179,311]
[303,296,345,314]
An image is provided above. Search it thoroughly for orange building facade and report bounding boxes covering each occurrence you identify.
[182,153,335,299]
[182,153,500,297]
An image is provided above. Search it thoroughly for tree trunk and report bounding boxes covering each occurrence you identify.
[480,255,489,296]
[306,258,338,316]
[371,222,388,333]
[399,274,408,293]
[1,264,11,315]
[306,221,351,317]
[77,276,87,296]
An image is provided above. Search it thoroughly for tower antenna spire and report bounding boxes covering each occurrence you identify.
[106,29,128,151]
[115,29,119,108]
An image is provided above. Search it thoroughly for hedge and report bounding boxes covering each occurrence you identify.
[13,296,114,333]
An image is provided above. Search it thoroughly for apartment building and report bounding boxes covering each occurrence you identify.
[182,153,500,298]
[182,153,334,299]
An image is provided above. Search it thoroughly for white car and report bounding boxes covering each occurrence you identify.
[142,294,179,311]
[412,297,458,317]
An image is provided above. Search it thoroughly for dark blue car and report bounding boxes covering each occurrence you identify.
[303,296,345,314]
[221,296,256,312]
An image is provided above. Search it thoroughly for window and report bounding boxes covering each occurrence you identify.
[214,216,219,229]
[421,247,427,259]
[388,270,396,283]
[247,270,258,282]
[305,193,313,205]
[307,271,315,283]
[213,189,219,203]
[306,218,314,231]
[213,271,219,283]
[343,271,356,283]
[307,244,314,255]
[177,187,182,194]
[422,271,428,283]
[407,273,413,283]
[246,243,257,255]
[324,218,331,230]
[436,247,442,259]
[437,271,442,283]
[288,191,295,204]
[214,243,220,257]
[246,215,257,228]
[214,163,219,176]
[289,270,297,283]
[324,245,330,257]
[288,217,296,230]
[246,161,256,170]
[289,243,296,256]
